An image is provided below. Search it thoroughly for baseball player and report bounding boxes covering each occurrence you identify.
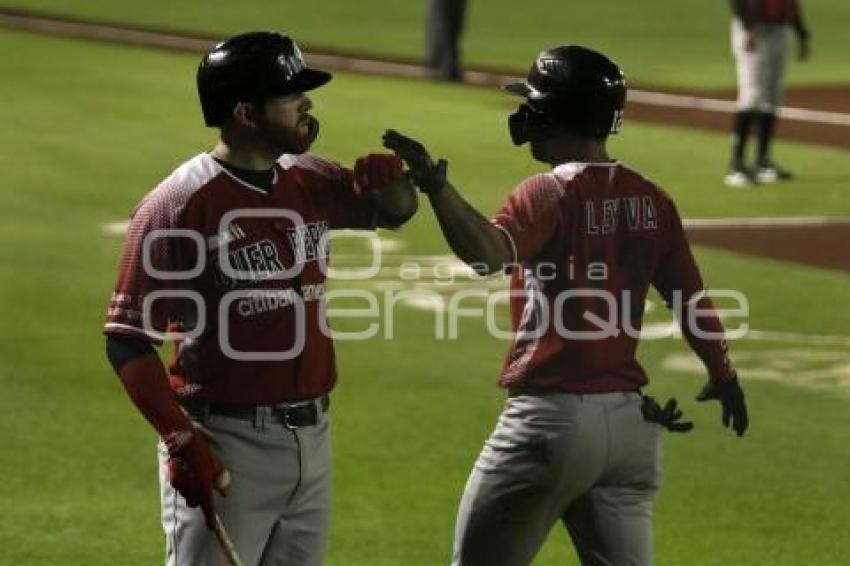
[426,0,469,81]
[725,0,811,187]
[103,31,417,565]
[383,45,749,566]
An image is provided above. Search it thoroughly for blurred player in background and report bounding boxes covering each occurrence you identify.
[426,0,469,81]
[104,31,416,565]
[384,45,748,565]
[725,0,811,187]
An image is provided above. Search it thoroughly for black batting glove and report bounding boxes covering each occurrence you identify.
[696,376,749,437]
[641,395,694,433]
[382,129,448,194]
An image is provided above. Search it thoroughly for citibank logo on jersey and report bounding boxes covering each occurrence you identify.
[138,208,750,361]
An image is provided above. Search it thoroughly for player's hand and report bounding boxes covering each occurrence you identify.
[353,153,405,194]
[354,153,418,226]
[382,129,448,194]
[165,429,229,530]
[641,395,694,432]
[696,376,749,437]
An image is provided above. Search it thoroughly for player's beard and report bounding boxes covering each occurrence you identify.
[257,114,320,156]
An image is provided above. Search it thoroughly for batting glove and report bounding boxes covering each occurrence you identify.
[696,376,749,437]
[641,395,694,432]
[382,129,447,194]
[353,153,405,194]
[164,429,229,530]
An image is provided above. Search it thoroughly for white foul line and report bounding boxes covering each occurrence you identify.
[683,216,850,229]
[744,330,850,348]
[629,89,850,127]
[103,216,850,237]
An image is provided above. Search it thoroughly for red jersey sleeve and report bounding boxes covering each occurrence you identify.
[491,174,564,263]
[104,191,195,343]
[652,198,736,382]
[294,154,377,230]
[759,0,799,22]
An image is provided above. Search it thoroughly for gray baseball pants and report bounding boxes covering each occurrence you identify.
[732,19,790,113]
[452,392,661,566]
[158,405,332,566]
[426,0,468,79]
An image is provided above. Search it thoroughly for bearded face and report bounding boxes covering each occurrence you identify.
[253,94,320,155]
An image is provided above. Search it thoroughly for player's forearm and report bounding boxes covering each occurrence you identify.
[106,335,192,437]
[370,178,419,228]
[427,183,512,274]
[678,296,737,383]
[792,7,809,39]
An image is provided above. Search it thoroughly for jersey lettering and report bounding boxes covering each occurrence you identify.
[610,109,625,133]
[602,199,619,234]
[491,162,733,394]
[288,221,329,264]
[624,197,641,229]
[586,202,600,235]
[643,197,658,230]
[208,222,247,251]
[586,197,659,235]
[104,152,379,403]
[213,238,285,290]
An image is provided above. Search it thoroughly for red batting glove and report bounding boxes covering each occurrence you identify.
[353,153,405,193]
[164,429,228,530]
[111,352,229,530]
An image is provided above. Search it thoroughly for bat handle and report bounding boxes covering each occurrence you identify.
[213,513,244,566]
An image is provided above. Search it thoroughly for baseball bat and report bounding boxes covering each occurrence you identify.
[213,513,244,566]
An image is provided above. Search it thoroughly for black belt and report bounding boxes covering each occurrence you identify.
[181,395,330,429]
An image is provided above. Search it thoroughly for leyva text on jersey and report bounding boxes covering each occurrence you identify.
[585,197,658,235]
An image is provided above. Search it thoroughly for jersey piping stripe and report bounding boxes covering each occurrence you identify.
[277,153,339,175]
[492,222,518,265]
[104,322,166,343]
[166,153,221,196]
[502,268,544,382]
[551,162,589,184]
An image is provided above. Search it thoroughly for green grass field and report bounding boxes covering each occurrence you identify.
[2,0,850,88]
[1,27,849,566]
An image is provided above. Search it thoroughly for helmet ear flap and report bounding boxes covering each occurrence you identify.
[508,103,556,146]
[508,107,531,146]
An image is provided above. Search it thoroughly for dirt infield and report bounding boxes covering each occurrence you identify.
[684,218,850,272]
[2,7,848,274]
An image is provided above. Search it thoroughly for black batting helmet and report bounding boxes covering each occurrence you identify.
[197,31,332,126]
[504,45,626,144]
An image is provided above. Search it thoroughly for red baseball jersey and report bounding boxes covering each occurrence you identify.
[104,152,377,403]
[754,0,799,23]
[491,162,734,393]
